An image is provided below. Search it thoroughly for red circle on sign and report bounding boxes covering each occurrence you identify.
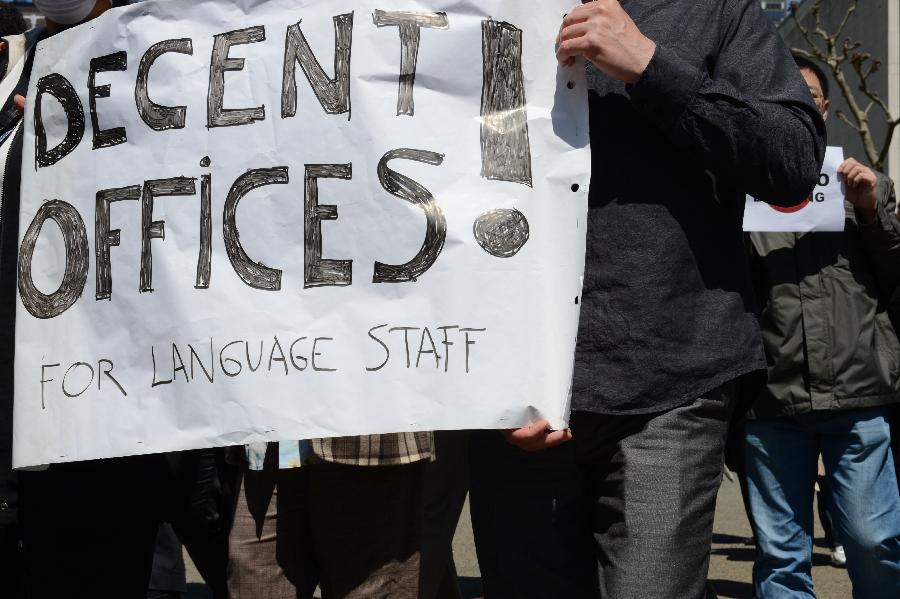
[769,195,812,213]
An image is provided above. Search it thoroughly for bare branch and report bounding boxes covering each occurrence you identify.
[836,110,862,133]
[834,0,858,39]
[851,54,893,119]
[791,2,826,60]
[790,0,894,171]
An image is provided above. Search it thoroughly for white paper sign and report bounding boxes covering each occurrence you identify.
[743,146,846,233]
[13,0,590,467]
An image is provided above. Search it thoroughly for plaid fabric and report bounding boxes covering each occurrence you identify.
[246,433,433,471]
[309,433,433,467]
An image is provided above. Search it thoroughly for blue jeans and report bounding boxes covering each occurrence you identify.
[745,408,900,599]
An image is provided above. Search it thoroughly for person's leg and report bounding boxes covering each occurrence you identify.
[468,428,596,599]
[147,523,187,598]
[816,474,835,547]
[744,416,818,599]
[419,430,468,599]
[0,469,23,599]
[227,447,316,599]
[168,448,235,599]
[307,461,426,599]
[725,415,756,543]
[819,408,900,599]
[19,455,164,599]
[576,384,735,599]
[815,465,848,567]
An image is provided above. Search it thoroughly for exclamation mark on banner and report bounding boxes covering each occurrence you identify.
[480,19,533,188]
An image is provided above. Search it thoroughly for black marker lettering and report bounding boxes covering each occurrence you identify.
[372,10,449,116]
[34,73,85,168]
[480,20,532,186]
[98,359,126,396]
[96,185,140,301]
[196,174,212,289]
[189,340,214,383]
[282,13,353,118]
[245,340,264,372]
[289,337,308,371]
[269,335,288,375]
[473,208,530,258]
[140,177,197,293]
[62,362,94,398]
[136,39,193,131]
[219,340,243,377]
[437,325,458,373]
[304,163,352,288]
[416,326,439,368]
[223,167,289,290]
[40,363,60,409]
[151,345,173,387]
[88,51,127,149]
[208,27,266,128]
[373,149,445,283]
[312,337,336,372]
[366,324,390,371]
[389,326,417,368]
[172,344,188,383]
[18,200,89,319]
[460,327,486,373]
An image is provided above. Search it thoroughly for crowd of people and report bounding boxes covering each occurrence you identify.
[0,0,899,598]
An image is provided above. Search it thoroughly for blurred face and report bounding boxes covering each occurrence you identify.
[46,0,113,33]
[800,67,829,120]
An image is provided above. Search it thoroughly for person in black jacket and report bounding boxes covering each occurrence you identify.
[0,23,47,599]
[744,55,900,599]
[1,3,229,598]
[467,1,825,598]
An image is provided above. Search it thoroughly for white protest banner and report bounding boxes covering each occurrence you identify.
[14,0,590,467]
[743,146,846,233]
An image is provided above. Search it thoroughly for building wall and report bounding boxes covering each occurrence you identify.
[780,0,897,184]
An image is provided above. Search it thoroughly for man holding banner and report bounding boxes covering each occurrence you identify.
[743,55,900,599]
[469,1,826,598]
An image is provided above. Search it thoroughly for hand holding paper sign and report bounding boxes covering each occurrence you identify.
[503,419,573,452]
[838,157,878,224]
[743,146,846,233]
[555,0,656,84]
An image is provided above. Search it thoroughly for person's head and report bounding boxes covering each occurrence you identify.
[792,53,830,120]
[0,4,28,37]
[32,0,113,34]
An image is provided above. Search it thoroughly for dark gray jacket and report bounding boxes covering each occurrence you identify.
[749,174,900,418]
[573,0,826,414]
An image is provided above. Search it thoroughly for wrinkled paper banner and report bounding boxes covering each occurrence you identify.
[743,146,846,233]
[14,0,590,467]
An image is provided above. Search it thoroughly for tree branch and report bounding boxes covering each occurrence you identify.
[790,0,893,171]
[834,0,858,40]
[836,110,862,133]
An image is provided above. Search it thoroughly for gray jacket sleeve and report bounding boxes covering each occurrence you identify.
[627,0,826,206]
[858,173,900,298]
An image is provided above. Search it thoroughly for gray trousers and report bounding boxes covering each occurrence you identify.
[469,384,735,599]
